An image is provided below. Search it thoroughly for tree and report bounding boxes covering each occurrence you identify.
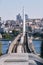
[2,33,13,40]
[0,42,2,56]
[41,40,43,58]
[12,30,19,36]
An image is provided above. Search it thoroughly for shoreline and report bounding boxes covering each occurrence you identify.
[0,37,43,41]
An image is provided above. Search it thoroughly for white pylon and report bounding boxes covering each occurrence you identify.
[23,7,25,37]
[20,7,25,44]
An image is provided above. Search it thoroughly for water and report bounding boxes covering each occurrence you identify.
[33,40,42,54]
[0,40,11,54]
[0,40,42,54]
[35,60,43,65]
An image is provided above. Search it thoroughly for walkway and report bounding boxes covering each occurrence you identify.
[0,53,43,65]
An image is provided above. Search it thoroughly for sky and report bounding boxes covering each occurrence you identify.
[0,0,43,20]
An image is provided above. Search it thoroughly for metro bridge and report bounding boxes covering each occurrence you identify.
[0,10,43,65]
[0,33,43,65]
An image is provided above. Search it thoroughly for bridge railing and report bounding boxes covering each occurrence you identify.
[8,33,22,54]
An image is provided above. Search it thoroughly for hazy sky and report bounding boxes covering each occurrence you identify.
[0,0,43,20]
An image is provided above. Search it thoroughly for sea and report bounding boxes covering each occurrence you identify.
[0,39,42,54]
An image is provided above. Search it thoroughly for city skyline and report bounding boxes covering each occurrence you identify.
[0,0,43,20]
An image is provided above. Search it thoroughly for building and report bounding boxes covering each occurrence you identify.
[25,14,29,22]
[0,17,1,21]
[16,13,23,23]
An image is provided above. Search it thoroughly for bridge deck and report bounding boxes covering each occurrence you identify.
[0,53,43,65]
